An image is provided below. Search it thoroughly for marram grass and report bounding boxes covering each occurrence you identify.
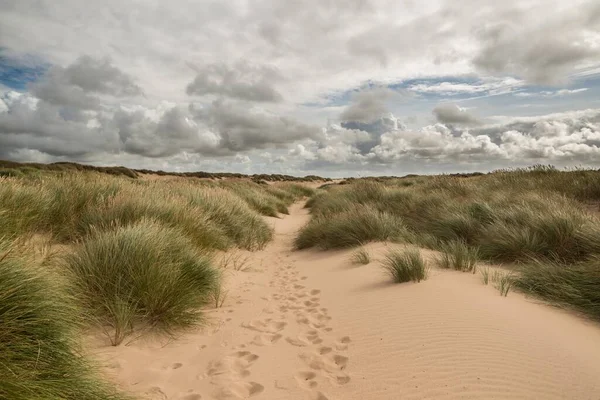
[381,249,428,283]
[64,220,220,345]
[0,239,127,400]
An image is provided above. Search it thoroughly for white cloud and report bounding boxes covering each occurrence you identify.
[1,0,600,174]
[514,88,589,97]
[409,77,524,96]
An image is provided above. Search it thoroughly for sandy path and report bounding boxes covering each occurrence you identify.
[93,202,600,400]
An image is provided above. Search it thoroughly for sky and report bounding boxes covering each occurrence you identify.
[1,0,600,177]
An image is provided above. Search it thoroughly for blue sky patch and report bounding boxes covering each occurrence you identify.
[0,50,49,90]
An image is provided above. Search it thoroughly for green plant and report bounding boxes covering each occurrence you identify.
[515,258,600,320]
[480,267,490,285]
[295,205,407,250]
[437,241,479,273]
[210,283,229,309]
[187,187,273,250]
[63,220,220,345]
[350,247,371,265]
[0,239,125,399]
[219,251,252,271]
[381,249,428,283]
[491,271,514,296]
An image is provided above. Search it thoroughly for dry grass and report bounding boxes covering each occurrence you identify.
[301,166,600,319]
[381,249,428,283]
[0,170,315,395]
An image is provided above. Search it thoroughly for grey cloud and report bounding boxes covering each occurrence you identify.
[432,104,481,125]
[186,61,284,102]
[193,100,322,152]
[472,1,600,85]
[63,56,143,96]
[0,94,119,158]
[29,56,142,109]
[114,107,220,158]
[340,87,395,123]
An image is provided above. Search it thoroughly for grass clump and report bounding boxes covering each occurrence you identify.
[491,270,514,296]
[381,249,428,283]
[223,181,288,216]
[437,241,479,273]
[63,220,220,345]
[480,267,490,285]
[515,259,600,319]
[350,247,371,265]
[0,239,125,399]
[79,192,231,251]
[187,187,273,250]
[295,205,407,250]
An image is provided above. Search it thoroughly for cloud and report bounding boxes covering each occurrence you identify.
[472,1,600,85]
[365,109,600,165]
[186,61,284,102]
[27,56,142,110]
[339,87,395,123]
[2,0,600,174]
[514,88,589,98]
[61,56,143,97]
[432,103,481,125]
[0,92,118,158]
[114,106,220,158]
[408,77,525,96]
[289,144,316,161]
[192,100,323,152]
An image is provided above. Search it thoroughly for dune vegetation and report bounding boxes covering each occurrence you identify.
[381,249,428,283]
[0,168,314,398]
[299,166,600,320]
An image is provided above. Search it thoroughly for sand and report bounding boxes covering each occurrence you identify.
[91,202,600,400]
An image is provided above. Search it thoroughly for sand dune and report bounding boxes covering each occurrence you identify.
[92,202,600,400]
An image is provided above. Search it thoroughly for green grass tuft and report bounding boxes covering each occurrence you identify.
[437,241,479,273]
[295,205,407,250]
[480,267,490,285]
[350,247,371,265]
[63,220,220,345]
[0,239,126,399]
[515,259,600,319]
[381,249,428,283]
[491,270,514,296]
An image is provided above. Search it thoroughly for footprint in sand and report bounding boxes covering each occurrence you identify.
[214,382,264,399]
[312,392,330,400]
[295,371,318,389]
[286,336,309,347]
[242,319,287,333]
[304,300,319,307]
[231,351,259,364]
[145,386,168,400]
[330,354,349,370]
[165,362,183,370]
[181,394,202,400]
[251,333,282,346]
[335,336,351,351]
[310,289,321,295]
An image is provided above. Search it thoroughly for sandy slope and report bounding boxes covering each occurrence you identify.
[92,202,600,400]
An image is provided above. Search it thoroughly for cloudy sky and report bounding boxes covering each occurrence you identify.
[1,0,600,177]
